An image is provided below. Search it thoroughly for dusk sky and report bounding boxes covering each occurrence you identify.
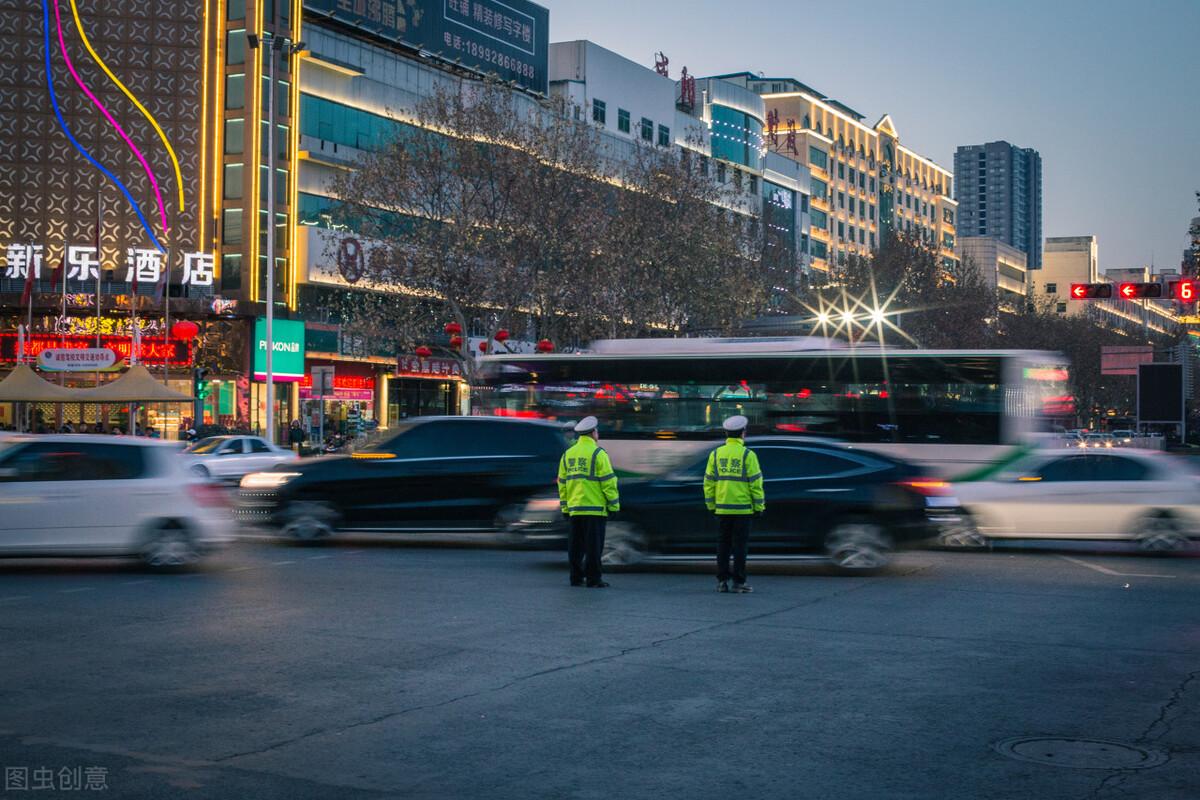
[544,0,1200,273]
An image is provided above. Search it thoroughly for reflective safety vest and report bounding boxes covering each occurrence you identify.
[703,438,765,515]
[558,436,620,516]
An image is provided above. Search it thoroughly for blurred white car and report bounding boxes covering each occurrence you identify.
[0,435,233,568]
[184,435,298,481]
[953,449,1200,550]
[1080,433,1116,449]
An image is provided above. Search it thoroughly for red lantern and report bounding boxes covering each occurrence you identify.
[171,320,199,340]
[494,329,510,342]
[449,335,463,348]
[414,345,433,358]
[443,321,462,335]
[536,339,555,353]
[478,341,490,353]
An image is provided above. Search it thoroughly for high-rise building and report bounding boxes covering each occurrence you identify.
[953,141,1043,269]
[712,73,958,275]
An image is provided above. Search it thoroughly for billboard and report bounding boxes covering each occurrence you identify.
[305,0,550,94]
[1137,363,1183,424]
[253,318,306,382]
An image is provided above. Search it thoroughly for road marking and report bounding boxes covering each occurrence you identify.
[0,595,31,603]
[307,555,330,560]
[121,580,152,586]
[1059,555,1175,579]
[59,587,94,594]
[229,566,256,572]
[271,560,296,566]
[344,550,363,555]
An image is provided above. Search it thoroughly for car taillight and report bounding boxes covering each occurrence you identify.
[897,478,952,497]
[189,482,230,508]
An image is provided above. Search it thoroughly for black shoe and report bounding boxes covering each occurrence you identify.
[570,580,585,587]
[587,581,610,588]
[733,583,753,593]
[717,580,730,593]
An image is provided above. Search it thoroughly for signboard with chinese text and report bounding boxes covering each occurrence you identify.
[396,354,463,379]
[37,348,119,372]
[0,334,191,366]
[2,244,214,286]
[300,371,375,401]
[304,0,549,94]
[253,318,306,382]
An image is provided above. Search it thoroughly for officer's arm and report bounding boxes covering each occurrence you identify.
[598,450,619,513]
[748,450,765,513]
[703,451,717,511]
[557,454,568,514]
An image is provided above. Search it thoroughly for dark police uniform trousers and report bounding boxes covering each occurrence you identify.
[716,515,752,584]
[568,515,606,585]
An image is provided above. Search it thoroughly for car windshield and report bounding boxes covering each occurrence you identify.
[187,437,227,454]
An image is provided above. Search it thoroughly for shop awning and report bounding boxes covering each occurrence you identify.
[0,364,79,402]
[74,365,194,403]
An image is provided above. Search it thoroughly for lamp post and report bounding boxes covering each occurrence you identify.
[247,31,304,444]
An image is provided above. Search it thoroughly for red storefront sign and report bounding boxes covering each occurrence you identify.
[299,372,376,401]
[0,333,192,366]
[396,355,462,379]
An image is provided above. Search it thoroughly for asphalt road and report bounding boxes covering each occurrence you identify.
[0,537,1197,800]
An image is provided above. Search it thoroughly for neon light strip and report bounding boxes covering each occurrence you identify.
[41,0,165,254]
[68,0,186,216]
[52,0,169,237]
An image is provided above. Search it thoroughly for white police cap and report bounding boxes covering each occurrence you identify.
[722,415,749,433]
[574,416,599,434]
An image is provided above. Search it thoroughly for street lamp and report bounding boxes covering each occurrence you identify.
[247,30,305,444]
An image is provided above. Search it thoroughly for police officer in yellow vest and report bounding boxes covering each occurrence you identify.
[558,416,620,588]
[704,415,765,593]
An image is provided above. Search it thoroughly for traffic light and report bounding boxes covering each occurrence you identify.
[1169,279,1197,302]
[1117,282,1164,300]
[1069,283,1113,299]
[193,367,211,400]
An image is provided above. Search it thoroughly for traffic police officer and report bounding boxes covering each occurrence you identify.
[558,416,620,588]
[703,415,765,593]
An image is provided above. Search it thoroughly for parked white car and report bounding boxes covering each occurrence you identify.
[953,449,1200,550]
[0,435,233,568]
[184,435,298,481]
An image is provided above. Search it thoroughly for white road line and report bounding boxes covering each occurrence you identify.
[1059,555,1175,579]
[307,555,330,560]
[121,580,152,586]
[0,595,31,603]
[59,587,94,594]
[344,550,363,555]
[229,566,256,572]
[271,560,296,566]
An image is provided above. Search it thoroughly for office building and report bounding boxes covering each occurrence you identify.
[957,235,1027,309]
[954,141,1042,269]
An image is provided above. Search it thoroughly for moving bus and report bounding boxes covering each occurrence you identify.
[475,338,1071,478]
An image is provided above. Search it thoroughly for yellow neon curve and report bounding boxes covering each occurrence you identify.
[69,0,186,215]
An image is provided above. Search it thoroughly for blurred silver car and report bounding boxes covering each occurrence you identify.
[953,449,1200,551]
[0,435,233,568]
[184,435,298,481]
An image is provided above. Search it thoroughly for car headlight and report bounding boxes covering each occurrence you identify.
[526,497,562,512]
[240,471,301,489]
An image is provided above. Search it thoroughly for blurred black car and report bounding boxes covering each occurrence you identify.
[237,417,568,539]
[509,437,961,571]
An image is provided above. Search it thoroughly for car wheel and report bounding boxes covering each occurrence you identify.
[141,521,199,571]
[1135,513,1189,553]
[190,463,210,478]
[281,501,338,542]
[825,519,893,571]
[602,521,646,567]
[937,513,990,550]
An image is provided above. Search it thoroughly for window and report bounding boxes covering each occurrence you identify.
[699,155,709,176]
[226,30,246,65]
[838,221,845,239]
[870,232,876,248]
[810,208,827,230]
[859,199,866,216]
[859,173,866,190]
[809,146,828,171]
[658,124,670,147]
[223,164,243,199]
[859,228,865,244]
[1056,302,1067,314]
[810,177,827,201]
[838,162,845,179]
[618,108,630,133]
[1046,283,1057,294]
[754,447,868,479]
[848,167,856,185]
[849,225,856,242]
[0,442,146,481]
[1037,455,1149,482]
[640,118,653,141]
[869,177,875,192]
[592,98,606,125]
[838,191,845,209]
[748,175,758,194]
[717,162,726,183]
[222,209,243,245]
[224,74,245,109]
[869,204,875,221]
[248,439,272,454]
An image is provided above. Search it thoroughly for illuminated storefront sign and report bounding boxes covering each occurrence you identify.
[0,334,192,366]
[253,318,306,382]
[396,355,463,378]
[299,373,376,401]
[304,0,549,94]
[2,244,214,286]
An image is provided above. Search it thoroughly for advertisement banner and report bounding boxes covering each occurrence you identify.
[253,318,306,382]
[37,348,119,372]
[0,334,191,367]
[304,0,549,94]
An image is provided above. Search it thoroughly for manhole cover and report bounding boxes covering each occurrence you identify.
[993,737,1167,770]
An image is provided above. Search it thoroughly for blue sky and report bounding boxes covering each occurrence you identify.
[543,0,1200,273]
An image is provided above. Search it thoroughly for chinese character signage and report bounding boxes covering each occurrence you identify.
[0,334,192,366]
[2,243,214,286]
[253,318,306,382]
[396,354,463,378]
[305,0,549,94]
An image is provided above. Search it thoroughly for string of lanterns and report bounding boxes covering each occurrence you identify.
[412,323,555,360]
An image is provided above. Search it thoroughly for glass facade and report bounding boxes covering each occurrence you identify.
[300,93,409,151]
[710,104,763,171]
[809,146,827,171]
